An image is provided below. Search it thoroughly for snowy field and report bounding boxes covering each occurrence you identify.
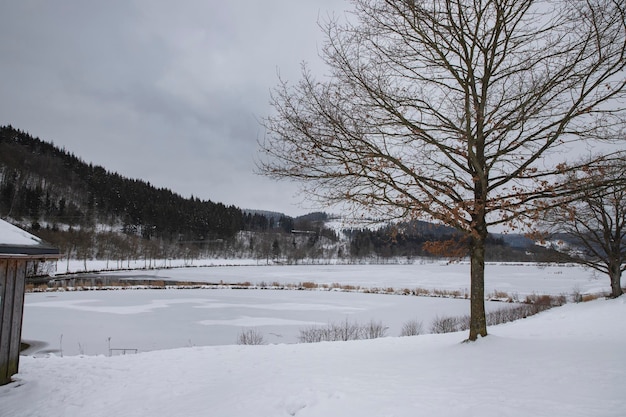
[3,262,624,416]
[5,298,625,416]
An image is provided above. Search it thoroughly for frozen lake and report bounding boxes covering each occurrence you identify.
[23,262,606,356]
[22,289,507,356]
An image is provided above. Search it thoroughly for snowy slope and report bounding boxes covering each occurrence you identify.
[3,297,625,417]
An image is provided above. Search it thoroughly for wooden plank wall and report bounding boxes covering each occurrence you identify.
[0,258,27,386]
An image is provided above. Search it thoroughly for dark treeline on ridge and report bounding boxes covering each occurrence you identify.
[0,125,271,239]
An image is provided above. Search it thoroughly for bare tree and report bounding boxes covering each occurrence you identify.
[540,157,626,298]
[259,0,626,340]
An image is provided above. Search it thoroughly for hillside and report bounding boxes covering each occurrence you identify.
[0,126,304,261]
[0,125,553,264]
[0,125,268,240]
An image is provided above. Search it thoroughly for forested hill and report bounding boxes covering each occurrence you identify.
[0,125,272,240]
[0,125,555,264]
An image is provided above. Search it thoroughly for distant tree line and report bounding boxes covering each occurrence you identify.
[0,125,551,266]
[346,221,557,262]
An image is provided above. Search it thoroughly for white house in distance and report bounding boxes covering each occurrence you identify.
[0,219,60,386]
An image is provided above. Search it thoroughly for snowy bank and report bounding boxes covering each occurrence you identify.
[3,297,625,417]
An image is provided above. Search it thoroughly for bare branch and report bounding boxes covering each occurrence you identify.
[258,0,626,337]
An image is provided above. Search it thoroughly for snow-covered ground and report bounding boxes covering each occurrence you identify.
[4,297,625,417]
[4,262,623,416]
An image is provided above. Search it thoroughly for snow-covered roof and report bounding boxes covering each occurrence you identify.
[0,219,60,257]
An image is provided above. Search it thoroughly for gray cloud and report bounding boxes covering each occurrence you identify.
[0,0,346,215]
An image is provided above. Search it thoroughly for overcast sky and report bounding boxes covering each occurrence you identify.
[0,0,347,216]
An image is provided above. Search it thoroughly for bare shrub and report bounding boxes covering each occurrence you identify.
[428,296,565,335]
[486,299,567,326]
[300,281,318,289]
[400,319,424,337]
[430,315,464,334]
[525,293,566,307]
[432,288,447,297]
[485,305,534,326]
[237,328,265,345]
[298,319,388,343]
[298,326,325,343]
[582,293,601,302]
[486,306,515,326]
[489,289,511,300]
[553,294,567,306]
[413,287,430,296]
[456,314,470,331]
[362,320,388,339]
[331,318,362,341]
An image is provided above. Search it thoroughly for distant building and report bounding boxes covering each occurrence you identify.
[0,219,60,386]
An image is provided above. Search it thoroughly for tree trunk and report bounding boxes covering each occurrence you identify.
[468,183,488,340]
[468,141,488,340]
[609,261,623,298]
[468,233,488,340]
